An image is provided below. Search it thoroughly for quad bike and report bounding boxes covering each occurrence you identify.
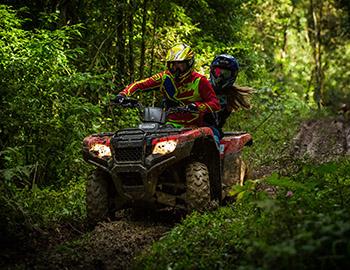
[82,98,252,224]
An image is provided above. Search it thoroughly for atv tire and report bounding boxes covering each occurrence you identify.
[185,161,211,212]
[86,169,112,225]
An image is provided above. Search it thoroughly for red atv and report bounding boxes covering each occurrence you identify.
[83,98,252,224]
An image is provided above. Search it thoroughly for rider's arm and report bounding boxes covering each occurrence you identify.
[195,76,221,113]
[119,72,164,96]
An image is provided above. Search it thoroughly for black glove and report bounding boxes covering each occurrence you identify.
[185,103,198,112]
[111,94,125,105]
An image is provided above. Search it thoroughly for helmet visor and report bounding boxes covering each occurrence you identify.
[212,67,232,79]
[168,61,188,75]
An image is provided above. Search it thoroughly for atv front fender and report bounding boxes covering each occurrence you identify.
[82,133,114,172]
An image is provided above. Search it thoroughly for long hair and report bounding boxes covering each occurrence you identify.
[223,85,254,112]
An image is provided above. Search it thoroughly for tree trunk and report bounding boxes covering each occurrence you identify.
[116,1,126,82]
[127,0,135,83]
[309,0,324,109]
[139,0,148,79]
[149,3,159,106]
[57,0,82,26]
[149,3,158,77]
[280,6,295,61]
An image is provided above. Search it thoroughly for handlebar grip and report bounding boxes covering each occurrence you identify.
[111,97,140,108]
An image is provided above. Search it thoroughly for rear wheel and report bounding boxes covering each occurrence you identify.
[185,161,211,211]
[86,169,114,225]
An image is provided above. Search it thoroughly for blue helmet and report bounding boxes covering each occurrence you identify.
[210,54,239,92]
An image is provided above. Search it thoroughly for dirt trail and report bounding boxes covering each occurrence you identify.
[37,219,170,270]
[1,210,179,270]
[291,116,350,162]
[51,209,184,270]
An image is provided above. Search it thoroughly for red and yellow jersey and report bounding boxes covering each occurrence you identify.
[119,70,220,127]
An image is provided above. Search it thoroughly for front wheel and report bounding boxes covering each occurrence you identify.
[185,161,211,212]
[86,169,114,225]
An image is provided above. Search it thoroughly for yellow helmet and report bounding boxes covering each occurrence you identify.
[166,44,195,80]
[166,43,194,62]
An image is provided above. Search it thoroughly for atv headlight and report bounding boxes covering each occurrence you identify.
[90,143,111,158]
[152,140,177,155]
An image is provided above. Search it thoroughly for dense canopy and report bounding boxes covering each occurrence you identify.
[0,1,349,269]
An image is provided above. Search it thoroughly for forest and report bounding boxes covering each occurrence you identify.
[0,0,350,269]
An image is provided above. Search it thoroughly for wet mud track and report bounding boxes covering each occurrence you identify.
[40,209,184,270]
[3,209,183,270]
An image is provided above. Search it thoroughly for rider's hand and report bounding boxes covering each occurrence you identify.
[111,94,126,105]
[185,103,198,112]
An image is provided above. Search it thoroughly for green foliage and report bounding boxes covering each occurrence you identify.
[1,2,349,268]
[322,43,350,106]
[0,6,121,240]
[225,86,310,167]
[134,206,254,270]
[0,178,86,241]
[134,159,350,269]
[0,5,105,187]
[245,0,350,109]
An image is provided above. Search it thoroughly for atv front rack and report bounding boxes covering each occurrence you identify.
[111,129,146,163]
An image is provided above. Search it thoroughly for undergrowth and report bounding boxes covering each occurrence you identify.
[227,88,310,163]
[0,177,86,244]
[134,159,350,270]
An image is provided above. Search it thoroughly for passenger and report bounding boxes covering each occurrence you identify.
[209,54,253,135]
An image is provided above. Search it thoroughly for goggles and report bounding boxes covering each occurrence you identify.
[211,67,232,80]
[168,61,186,68]
[168,61,188,75]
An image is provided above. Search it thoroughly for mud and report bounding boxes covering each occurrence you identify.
[37,221,169,270]
[1,209,181,270]
[291,116,350,162]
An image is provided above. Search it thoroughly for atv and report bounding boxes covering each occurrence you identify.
[82,98,252,224]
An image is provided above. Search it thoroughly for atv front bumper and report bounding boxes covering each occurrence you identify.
[110,142,192,204]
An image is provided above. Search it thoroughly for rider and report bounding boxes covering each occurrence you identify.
[114,43,221,132]
[209,54,253,133]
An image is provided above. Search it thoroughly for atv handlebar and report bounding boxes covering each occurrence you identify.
[111,97,198,114]
[110,96,141,109]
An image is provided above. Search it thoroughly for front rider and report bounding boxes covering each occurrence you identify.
[114,43,221,134]
[209,54,253,133]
